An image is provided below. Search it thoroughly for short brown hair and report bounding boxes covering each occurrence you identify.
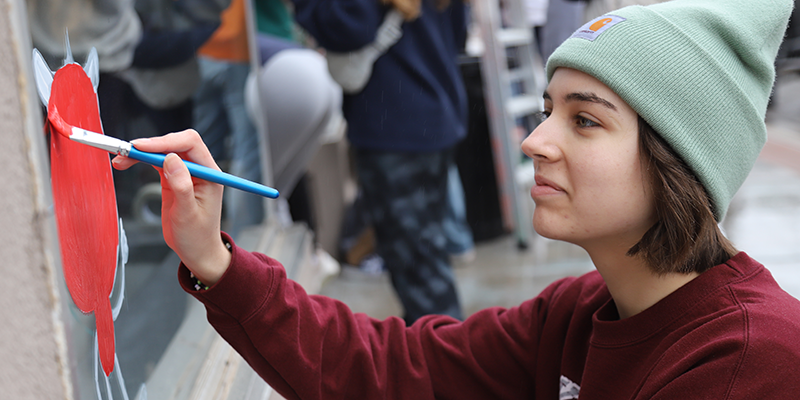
[628,116,738,274]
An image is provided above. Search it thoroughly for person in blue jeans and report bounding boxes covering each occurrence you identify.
[193,0,262,239]
[444,163,475,262]
[194,58,262,239]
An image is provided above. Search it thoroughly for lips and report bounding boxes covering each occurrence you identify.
[531,175,565,198]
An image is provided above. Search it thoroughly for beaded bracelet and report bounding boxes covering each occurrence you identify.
[190,272,209,291]
[190,240,232,291]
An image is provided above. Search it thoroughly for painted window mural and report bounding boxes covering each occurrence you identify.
[24,0,300,397]
[33,39,142,400]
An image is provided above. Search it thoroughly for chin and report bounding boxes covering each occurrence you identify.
[532,225,556,240]
[532,225,568,243]
[532,214,570,243]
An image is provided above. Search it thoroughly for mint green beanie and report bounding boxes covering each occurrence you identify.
[546,0,793,221]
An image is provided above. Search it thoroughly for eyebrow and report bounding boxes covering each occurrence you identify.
[542,91,618,112]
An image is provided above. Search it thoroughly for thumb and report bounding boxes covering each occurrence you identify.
[163,153,194,205]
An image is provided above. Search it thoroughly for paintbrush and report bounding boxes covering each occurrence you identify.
[48,106,280,199]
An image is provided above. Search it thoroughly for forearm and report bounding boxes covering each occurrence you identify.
[179,239,432,398]
[181,236,543,399]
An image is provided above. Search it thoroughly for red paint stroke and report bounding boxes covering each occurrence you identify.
[48,64,118,377]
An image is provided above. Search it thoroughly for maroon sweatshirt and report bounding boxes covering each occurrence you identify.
[180,235,800,399]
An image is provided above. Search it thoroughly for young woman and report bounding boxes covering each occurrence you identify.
[113,0,800,398]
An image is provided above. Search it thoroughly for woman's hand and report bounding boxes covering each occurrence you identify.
[112,130,230,286]
[382,0,421,20]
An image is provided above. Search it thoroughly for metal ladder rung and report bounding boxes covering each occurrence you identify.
[778,57,800,74]
[474,0,543,248]
[506,95,542,117]
[497,28,532,47]
[515,158,535,188]
[507,69,529,83]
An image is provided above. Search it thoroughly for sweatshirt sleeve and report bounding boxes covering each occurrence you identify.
[179,234,573,399]
[290,0,387,51]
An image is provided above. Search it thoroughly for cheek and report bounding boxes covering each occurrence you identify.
[530,141,655,243]
[572,152,654,231]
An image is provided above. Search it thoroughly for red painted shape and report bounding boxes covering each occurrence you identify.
[48,64,118,377]
[47,106,72,139]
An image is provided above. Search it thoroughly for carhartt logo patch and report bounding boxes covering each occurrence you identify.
[570,15,626,41]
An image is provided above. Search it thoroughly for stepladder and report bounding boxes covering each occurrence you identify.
[471,0,547,249]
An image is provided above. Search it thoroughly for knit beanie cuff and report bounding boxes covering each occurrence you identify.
[546,0,793,220]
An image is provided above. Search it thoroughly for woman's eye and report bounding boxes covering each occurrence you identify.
[576,115,599,128]
[535,111,550,124]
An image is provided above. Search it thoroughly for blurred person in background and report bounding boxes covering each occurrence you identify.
[538,0,584,60]
[290,0,470,324]
[27,0,223,218]
[578,0,667,23]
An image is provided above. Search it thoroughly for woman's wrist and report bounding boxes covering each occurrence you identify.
[188,237,232,289]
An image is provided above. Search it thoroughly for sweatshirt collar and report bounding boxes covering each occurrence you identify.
[589,252,760,347]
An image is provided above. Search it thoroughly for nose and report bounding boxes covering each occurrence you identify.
[521,117,559,163]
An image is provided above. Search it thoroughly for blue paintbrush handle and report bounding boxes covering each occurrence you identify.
[128,147,279,199]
